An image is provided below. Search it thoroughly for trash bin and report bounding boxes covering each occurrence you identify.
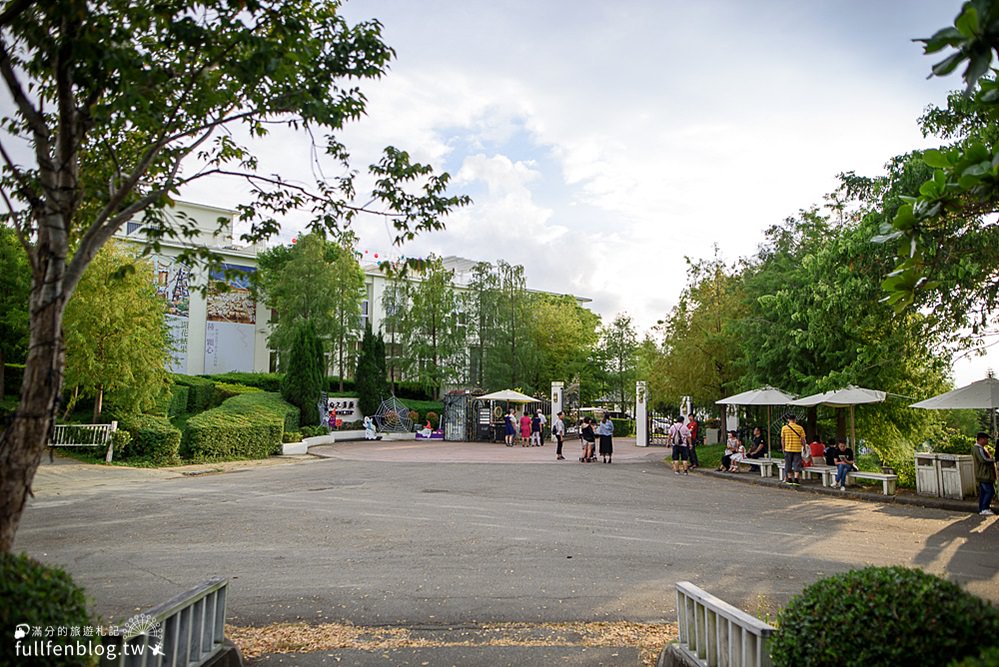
[938,454,976,500]
[915,453,941,497]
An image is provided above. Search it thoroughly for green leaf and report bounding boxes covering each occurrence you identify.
[955,6,980,38]
[920,27,964,54]
[922,149,951,168]
[932,51,967,77]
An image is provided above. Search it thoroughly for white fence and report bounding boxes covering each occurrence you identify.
[675,581,775,667]
[50,422,118,462]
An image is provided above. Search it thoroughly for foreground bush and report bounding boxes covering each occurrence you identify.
[117,413,181,464]
[184,392,298,461]
[0,552,96,666]
[203,372,283,392]
[771,566,999,666]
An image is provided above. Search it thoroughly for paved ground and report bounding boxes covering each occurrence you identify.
[16,440,999,664]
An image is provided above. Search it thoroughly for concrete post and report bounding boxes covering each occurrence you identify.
[635,381,648,447]
[550,382,564,423]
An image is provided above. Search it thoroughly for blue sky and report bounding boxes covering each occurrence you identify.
[181,0,997,384]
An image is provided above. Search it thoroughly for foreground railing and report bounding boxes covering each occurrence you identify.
[102,577,228,667]
[675,581,774,667]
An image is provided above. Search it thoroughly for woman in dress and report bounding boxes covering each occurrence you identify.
[520,411,532,446]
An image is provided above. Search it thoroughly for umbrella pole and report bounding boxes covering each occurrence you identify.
[767,405,771,457]
[850,406,856,450]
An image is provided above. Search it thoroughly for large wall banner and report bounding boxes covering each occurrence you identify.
[204,263,256,373]
[154,256,191,373]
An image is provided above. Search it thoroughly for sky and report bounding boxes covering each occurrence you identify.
[175,0,998,386]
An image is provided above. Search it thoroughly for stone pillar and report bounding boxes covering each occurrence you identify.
[635,381,648,447]
[550,382,564,423]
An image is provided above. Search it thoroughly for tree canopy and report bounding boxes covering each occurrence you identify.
[0,0,468,552]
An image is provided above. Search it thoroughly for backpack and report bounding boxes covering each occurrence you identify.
[672,426,684,446]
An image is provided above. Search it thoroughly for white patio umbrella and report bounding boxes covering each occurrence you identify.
[478,389,538,403]
[910,375,999,435]
[789,385,886,448]
[716,386,797,455]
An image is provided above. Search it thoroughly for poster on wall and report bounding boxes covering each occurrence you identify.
[204,263,256,373]
[153,256,191,373]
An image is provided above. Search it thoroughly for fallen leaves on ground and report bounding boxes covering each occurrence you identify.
[227,620,677,666]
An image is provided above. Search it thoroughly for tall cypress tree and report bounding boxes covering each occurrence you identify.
[281,320,324,425]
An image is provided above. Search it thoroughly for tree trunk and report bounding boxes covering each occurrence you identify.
[92,386,104,423]
[0,347,5,400]
[0,281,67,552]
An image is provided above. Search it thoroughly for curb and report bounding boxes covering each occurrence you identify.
[696,467,982,514]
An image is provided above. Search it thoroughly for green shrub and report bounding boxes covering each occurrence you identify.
[110,428,132,457]
[184,392,298,461]
[282,430,302,443]
[3,363,24,396]
[953,647,999,667]
[202,372,283,392]
[0,552,96,667]
[167,384,189,417]
[770,566,999,667]
[212,381,262,405]
[300,425,329,437]
[394,381,433,401]
[610,418,635,436]
[425,411,439,429]
[325,377,357,393]
[282,321,324,426]
[171,374,216,412]
[117,413,181,464]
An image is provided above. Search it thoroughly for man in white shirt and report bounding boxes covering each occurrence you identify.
[668,416,691,476]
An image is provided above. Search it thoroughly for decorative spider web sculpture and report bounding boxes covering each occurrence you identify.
[374,396,413,433]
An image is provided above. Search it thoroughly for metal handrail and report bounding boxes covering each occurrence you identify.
[102,577,228,667]
[675,581,774,667]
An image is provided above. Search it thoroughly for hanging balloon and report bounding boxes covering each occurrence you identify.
[291,237,297,244]
[374,253,379,259]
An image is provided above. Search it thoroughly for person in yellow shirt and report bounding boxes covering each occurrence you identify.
[780,413,806,486]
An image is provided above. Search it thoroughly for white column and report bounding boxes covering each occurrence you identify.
[635,381,648,447]
[550,382,564,422]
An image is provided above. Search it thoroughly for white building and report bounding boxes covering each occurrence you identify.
[120,201,588,378]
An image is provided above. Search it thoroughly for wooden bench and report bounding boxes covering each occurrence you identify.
[48,422,118,463]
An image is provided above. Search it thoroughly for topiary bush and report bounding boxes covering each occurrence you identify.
[117,413,181,465]
[184,392,298,461]
[0,552,96,666]
[770,566,999,667]
[171,374,216,412]
[211,381,262,406]
[202,372,283,392]
[425,411,439,429]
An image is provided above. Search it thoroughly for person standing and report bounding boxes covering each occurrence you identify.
[686,414,700,469]
[580,416,596,462]
[780,413,806,486]
[504,407,516,446]
[537,409,548,445]
[520,410,532,446]
[553,411,566,460]
[597,412,614,463]
[669,416,691,475]
[530,411,542,446]
[972,432,997,516]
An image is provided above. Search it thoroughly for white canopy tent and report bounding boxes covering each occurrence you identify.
[790,385,886,448]
[716,386,797,455]
[478,389,539,403]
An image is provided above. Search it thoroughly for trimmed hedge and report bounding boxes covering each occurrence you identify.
[770,566,999,667]
[610,418,635,436]
[0,552,96,666]
[184,392,298,462]
[202,372,283,392]
[152,382,189,417]
[212,381,262,406]
[117,413,181,464]
[171,374,215,412]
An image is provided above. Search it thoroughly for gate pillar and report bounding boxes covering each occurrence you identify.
[550,382,564,423]
[636,381,648,447]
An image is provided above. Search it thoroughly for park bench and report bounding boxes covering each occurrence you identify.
[48,422,118,463]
